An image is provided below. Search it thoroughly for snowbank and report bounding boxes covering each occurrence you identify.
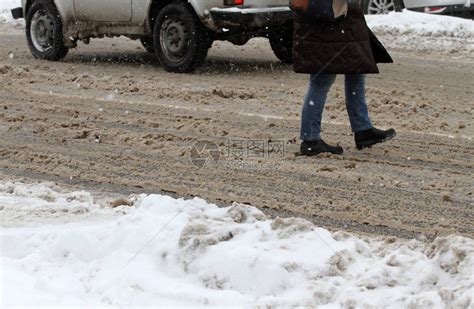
[366,10,474,39]
[1,181,473,307]
[366,10,474,55]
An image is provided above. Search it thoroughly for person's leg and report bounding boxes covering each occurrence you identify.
[344,74,373,133]
[300,73,337,141]
[345,74,397,150]
[300,74,343,155]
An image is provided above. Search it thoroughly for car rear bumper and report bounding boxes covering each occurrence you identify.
[209,7,292,29]
[11,7,24,19]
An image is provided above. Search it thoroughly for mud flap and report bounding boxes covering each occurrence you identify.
[11,7,24,20]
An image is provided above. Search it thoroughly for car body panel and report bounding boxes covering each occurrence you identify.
[405,0,471,8]
[73,0,133,22]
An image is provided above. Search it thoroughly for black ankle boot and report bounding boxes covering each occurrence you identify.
[355,127,396,150]
[300,140,344,156]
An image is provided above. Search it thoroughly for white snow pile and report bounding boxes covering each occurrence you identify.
[366,10,473,55]
[1,181,474,307]
[0,182,133,227]
[366,10,474,39]
[0,0,22,27]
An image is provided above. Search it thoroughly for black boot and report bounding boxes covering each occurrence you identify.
[300,140,344,156]
[355,127,396,150]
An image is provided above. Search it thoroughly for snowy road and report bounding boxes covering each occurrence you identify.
[0,28,473,239]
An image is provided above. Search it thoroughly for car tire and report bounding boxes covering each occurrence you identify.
[25,0,68,61]
[269,22,293,64]
[140,37,156,53]
[153,2,210,73]
[364,0,404,14]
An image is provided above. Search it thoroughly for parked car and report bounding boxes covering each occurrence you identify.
[11,0,293,72]
[362,0,473,16]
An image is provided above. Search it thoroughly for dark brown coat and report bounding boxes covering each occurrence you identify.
[292,5,393,74]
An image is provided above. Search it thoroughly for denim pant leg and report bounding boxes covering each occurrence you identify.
[345,74,373,133]
[300,74,337,141]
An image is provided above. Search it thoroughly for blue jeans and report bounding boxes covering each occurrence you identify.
[300,74,373,141]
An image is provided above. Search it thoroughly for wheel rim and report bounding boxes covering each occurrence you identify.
[367,0,395,14]
[160,16,189,63]
[30,9,55,52]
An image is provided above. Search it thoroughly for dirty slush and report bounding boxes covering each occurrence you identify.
[0,26,473,239]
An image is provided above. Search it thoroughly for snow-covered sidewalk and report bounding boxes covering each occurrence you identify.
[1,181,473,307]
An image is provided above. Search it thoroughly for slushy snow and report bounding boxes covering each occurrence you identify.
[1,181,473,307]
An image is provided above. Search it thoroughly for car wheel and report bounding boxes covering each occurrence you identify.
[153,3,210,73]
[140,37,155,53]
[269,22,293,64]
[26,0,68,61]
[364,0,403,14]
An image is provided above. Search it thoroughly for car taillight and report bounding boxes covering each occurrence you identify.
[424,6,447,13]
[224,0,244,5]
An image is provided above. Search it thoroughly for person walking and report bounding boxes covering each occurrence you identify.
[291,0,397,156]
